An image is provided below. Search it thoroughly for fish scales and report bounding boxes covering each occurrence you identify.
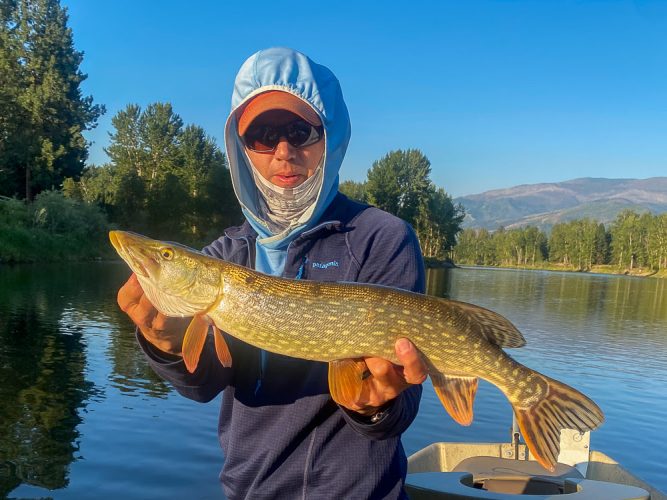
[109,230,605,472]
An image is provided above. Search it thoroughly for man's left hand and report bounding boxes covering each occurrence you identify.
[348,337,428,416]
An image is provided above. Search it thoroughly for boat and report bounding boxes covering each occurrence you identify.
[405,417,666,499]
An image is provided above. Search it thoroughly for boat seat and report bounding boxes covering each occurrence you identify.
[406,457,650,499]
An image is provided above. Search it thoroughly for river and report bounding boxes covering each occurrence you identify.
[1,263,665,498]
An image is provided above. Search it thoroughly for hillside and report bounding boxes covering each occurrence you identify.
[455,177,667,231]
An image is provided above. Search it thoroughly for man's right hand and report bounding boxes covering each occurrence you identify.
[117,273,191,356]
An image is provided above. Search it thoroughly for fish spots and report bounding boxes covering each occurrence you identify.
[245,276,256,285]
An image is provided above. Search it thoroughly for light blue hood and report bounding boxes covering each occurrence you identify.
[224,48,351,276]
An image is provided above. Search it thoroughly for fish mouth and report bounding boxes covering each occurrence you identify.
[109,231,159,278]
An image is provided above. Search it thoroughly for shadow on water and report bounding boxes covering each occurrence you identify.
[0,262,169,497]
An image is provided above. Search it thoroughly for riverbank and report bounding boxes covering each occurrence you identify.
[451,262,667,279]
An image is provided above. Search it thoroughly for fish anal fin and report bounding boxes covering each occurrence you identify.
[213,326,232,368]
[430,373,478,426]
[513,374,605,473]
[328,358,367,408]
[182,314,209,374]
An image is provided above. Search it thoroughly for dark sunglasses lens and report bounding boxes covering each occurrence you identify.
[243,125,278,152]
[244,120,322,152]
[286,121,317,147]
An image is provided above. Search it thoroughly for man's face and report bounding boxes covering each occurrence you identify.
[244,110,325,189]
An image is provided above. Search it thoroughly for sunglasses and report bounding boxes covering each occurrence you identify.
[242,119,324,153]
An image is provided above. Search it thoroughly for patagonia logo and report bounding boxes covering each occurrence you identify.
[312,260,339,270]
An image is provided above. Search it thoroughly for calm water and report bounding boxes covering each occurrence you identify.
[1,263,666,498]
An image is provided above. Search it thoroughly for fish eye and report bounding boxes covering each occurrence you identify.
[160,248,174,260]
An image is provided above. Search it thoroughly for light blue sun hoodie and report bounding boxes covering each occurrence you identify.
[224,47,351,278]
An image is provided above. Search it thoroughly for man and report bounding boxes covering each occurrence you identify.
[118,47,428,499]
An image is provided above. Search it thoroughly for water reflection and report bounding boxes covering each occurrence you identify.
[418,267,667,493]
[1,263,665,497]
[0,263,169,497]
[0,266,90,495]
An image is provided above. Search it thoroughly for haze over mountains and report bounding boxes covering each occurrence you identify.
[454,177,667,231]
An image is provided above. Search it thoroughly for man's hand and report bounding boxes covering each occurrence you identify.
[117,273,190,356]
[346,338,428,416]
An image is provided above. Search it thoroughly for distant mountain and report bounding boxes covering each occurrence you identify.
[454,177,667,231]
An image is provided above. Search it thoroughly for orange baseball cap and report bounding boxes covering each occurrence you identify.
[237,91,321,135]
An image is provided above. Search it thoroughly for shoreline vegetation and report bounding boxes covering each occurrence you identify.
[5,2,665,278]
[448,262,667,279]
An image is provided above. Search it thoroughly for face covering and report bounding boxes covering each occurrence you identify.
[248,156,325,235]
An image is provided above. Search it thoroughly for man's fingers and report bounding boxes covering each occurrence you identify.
[117,273,143,312]
[365,357,407,391]
[395,338,428,385]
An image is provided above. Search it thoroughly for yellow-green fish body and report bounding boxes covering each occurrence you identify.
[109,230,604,472]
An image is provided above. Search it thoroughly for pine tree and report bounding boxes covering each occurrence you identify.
[0,0,104,199]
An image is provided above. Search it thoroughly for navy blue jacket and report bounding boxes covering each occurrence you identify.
[137,194,426,499]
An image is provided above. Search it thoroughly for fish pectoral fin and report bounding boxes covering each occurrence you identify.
[430,373,478,426]
[182,314,210,374]
[213,326,232,368]
[328,358,367,409]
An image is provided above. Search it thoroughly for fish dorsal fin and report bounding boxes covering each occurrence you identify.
[182,314,210,373]
[213,326,232,368]
[450,300,526,348]
[430,372,478,426]
[328,359,367,409]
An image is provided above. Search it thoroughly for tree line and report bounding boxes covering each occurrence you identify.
[63,102,241,243]
[340,149,465,260]
[453,210,667,273]
[1,1,465,262]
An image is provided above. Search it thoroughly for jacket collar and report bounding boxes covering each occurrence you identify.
[223,192,359,242]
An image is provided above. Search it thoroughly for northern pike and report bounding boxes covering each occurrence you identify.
[110,230,604,471]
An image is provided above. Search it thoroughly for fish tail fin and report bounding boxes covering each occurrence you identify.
[513,375,604,472]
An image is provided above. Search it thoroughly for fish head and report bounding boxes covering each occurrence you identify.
[110,230,221,317]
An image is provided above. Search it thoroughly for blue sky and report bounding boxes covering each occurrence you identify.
[63,0,667,198]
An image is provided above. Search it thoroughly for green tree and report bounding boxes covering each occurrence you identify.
[366,149,431,226]
[67,103,241,242]
[0,0,104,200]
[339,180,368,203]
[610,210,644,270]
[414,186,464,258]
[593,222,610,265]
[452,228,496,265]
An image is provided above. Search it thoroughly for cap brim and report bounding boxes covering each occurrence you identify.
[237,91,321,135]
